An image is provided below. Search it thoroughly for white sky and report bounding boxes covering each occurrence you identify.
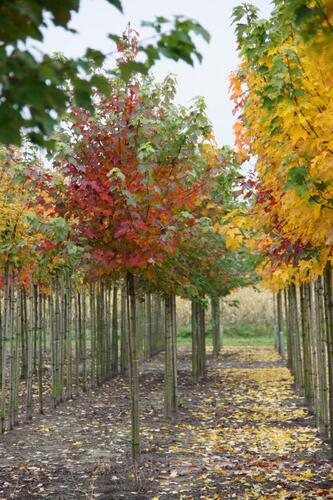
[40,0,273,146]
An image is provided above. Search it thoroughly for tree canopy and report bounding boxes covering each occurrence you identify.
[0,0,210,146]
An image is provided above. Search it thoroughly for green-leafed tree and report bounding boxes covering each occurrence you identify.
[0,0,209,146]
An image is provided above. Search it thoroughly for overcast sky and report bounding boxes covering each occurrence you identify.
[40,0,273,146]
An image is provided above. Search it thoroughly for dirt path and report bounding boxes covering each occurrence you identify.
[0,347,332,499]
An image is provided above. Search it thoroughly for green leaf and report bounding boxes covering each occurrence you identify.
[188,22,210,43]
[284,166,309,196]
[294,5,315,24]
[85,48,105,66]
[108,33,123,44]
[156,16,169,24]
[118,61,148,81]
[141,20,156,28]
[90,75,111,96]
[105,0,123,13]
[141,45,160,66]
[286,166,308,185]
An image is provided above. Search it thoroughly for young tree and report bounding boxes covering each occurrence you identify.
[55,38,214,458]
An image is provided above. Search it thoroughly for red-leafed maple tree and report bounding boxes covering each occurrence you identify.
[55,31,214,460]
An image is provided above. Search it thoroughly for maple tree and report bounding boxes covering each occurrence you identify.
[225,0,333,453]
[43,27,225,458]
[229,0,333,287]
[56,79,211,276]
[0,0,209,146]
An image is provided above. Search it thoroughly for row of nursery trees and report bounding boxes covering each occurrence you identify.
[227,1,333,452]
[0,32,254,460]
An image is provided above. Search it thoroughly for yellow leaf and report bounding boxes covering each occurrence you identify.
[300,469,313,480]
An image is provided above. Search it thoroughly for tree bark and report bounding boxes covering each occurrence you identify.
[111,286,118,376]
[277,291,284,358]
[164,294,177,420]
[127,272,140,462]
[323,262,333,454]
[211,296,221,357]
[120,281,128,376]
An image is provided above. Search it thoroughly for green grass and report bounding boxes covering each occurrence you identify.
[223,321,273,338]
[177,336,212,347]
[177,322,274,347]
[223,336,274,346]
[176,335,273,347]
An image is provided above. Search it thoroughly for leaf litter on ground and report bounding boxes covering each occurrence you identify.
[0,346,332,499]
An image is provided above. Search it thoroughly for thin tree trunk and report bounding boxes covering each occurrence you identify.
[146,293,152,358]
[50,281,56,408]
[211,296,221,357]
[106,287,111,378]
[38,284,44,414]
[192,301,199,382]
[198,301,206,377]
[0,268,9,433]
[90,283,96,388]
[13,280,21,427]
[111,286,118,376]
[273,292,278,350]
[8,272,16,429]
[20,288,27,380]
[33,283,37,376]
[300,284,315,409]
[277,291,284,358]
[55,279,62,405]
[310,281,318,419]
[26,274,34,420]
[82,286,87,392]
[164,294,177,420]
[74,291,80,395]
[172,294,178,411]
[96,282,102,385]
[66,274,73,400]
[290,284,304,390]
[120,281,128,376]
[127,272,140,462]
[323,262,333,455]
[315,277,329,438]
[284,288,292,370]
[58,282,64,403]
